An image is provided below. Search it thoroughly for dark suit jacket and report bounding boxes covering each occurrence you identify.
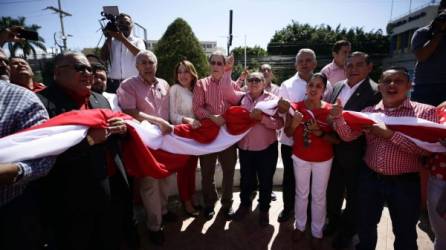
[328,78,381,169]
[37,84,129,218]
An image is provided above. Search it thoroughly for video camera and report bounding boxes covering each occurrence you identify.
[101,6,120,35]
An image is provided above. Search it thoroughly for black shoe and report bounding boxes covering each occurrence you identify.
[271,192,277,201]
[221,206,235,220]
[332,233,353,250]
[233,206,250,221]
[162,211,178,223]
[277,209,293,223]
[202,206,215,220]
[323,222,337,237]
[259,211,269,226]
[148,229,165,246]
[250,191,258,201]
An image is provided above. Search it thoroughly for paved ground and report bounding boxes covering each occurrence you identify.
[136,190,434,250]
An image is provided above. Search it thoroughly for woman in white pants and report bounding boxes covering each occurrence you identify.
[284,73,338,249]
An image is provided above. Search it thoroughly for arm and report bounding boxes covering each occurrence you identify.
[192,79,211,119]
[411,27,444,62]
[123,109,172,134]
[221,71,245,105]
[108,32,141,56]
[332,116,362,142]
[259,113,284,130]
[284,112,302,137]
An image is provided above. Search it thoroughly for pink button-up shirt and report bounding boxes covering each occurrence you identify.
[117,76,170,120]
[334,98,438,175]
[193,72,241,119]
[321,60,347,85]
[238,92,284,151]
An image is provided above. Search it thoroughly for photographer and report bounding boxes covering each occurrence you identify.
[100,13,145,93]
[411,1,446,106]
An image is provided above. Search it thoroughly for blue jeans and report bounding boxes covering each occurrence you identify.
[356,166,420,250]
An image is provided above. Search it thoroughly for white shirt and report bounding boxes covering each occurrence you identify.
[107,34,146,80]
[169,84,195,125]
[102,92,121,112]
[337,79,365,107]
[278,73,308,146]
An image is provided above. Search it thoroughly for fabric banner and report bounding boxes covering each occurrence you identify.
[1,101,446,179]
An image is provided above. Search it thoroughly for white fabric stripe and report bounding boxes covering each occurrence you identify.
[0,125,88,163]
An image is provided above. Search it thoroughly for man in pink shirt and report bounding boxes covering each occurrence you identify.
[321,40,351,86]
[193,51,241,220]
[117,50,173,246]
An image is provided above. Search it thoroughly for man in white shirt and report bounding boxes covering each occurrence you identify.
[277,48,317,223]
[100,13,146,93]
[325,51,381,249]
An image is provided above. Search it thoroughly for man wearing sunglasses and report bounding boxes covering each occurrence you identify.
[100,13,146,93]
[193,51,243,220]
[37,52,135,250]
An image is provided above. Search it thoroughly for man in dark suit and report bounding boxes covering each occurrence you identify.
[37,52,136,250]
[325,51,381,249]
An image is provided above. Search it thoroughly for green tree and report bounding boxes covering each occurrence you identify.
[267,21,389,81]
[154,18,208,84]
[230,46,267,79]
[0,16,46,59]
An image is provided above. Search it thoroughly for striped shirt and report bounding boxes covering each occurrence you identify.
[193,72,241,119]
[334,98,438,175]
[0,80,55,206]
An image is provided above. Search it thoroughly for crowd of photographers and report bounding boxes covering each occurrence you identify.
[1,2,446,250]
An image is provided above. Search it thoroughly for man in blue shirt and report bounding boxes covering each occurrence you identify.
[0,34,55,249]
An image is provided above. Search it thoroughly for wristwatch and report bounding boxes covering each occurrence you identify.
[13,164,24,183]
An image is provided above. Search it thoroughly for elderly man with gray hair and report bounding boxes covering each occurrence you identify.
[117,50,174,246]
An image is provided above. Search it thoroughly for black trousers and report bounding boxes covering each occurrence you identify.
[0,183,46,250]
[326,156,361,236]
[280,144,295,213]
[106,79,124,94]
[239,142,278,211]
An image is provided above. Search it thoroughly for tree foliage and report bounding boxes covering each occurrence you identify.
[154,18,208,84]
[267,21,389,56]
[0,16,46,59]
[230,46,267,79]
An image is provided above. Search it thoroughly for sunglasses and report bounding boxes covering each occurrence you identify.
[58,63,92,74]
[247,78,262,83]
[210,61,224,66]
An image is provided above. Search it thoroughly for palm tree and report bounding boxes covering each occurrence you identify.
[0,16,46,59]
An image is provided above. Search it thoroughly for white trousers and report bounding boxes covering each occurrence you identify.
[292,155,333,238]
[139,175,172,231]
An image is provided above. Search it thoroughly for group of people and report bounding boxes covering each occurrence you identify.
[1,3,446,250]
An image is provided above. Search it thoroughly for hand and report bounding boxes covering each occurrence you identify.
[330,98,343,118]
[209,115,225,126]
[87,128,109,145]
[158,120,173,135]
[364,123,394,139]
[239,68,249,81]
[277,98,291,114]
[225,54,235,71]
[0,26,24,44]
[250,109,264,121]
[107,31,126,42]
[184,117,201,129]
[291,111,303,127]
[106,117,127,135]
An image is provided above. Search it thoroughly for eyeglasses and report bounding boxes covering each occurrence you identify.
[210,61,224,66]
[58,63,92,74]
[247,78,262,83]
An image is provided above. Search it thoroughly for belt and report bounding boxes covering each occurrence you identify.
[370,169,419,182]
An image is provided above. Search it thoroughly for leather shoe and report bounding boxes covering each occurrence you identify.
[323,222,337,237]
[277,209,293,223]
[221,206,235,220]
[259,211,269,226]
[312,237,323,250]
[148,229,165,246]
[292,228,304,242]
[202,206,215,220]
[233,206,250,221]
